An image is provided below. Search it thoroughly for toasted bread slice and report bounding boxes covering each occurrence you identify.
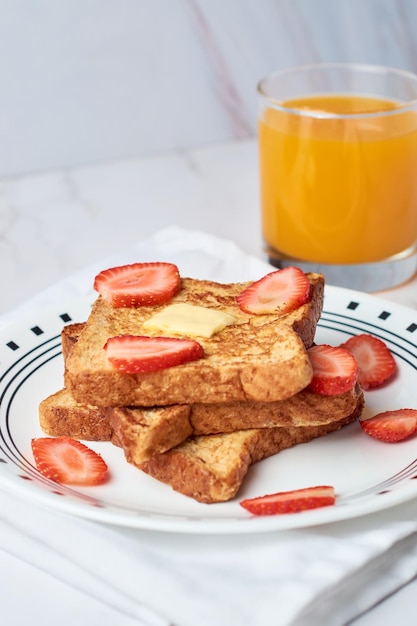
[39,389,121,445]
[65,273,324,407]
[187,385,362,433]
[39,383,363,463]
[39,387,194,461]
[110,384,363,438]
[108,405,193,466]
[139,408,362,504]
[39,385,363,502]
[63,316,362,431]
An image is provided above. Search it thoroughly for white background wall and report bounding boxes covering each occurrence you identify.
[0,0,417,178]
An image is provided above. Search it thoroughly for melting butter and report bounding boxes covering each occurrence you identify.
[143,303,236,338]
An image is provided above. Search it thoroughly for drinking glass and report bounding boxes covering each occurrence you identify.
[258,63,417,291]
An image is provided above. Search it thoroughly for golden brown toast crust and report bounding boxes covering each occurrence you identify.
[39,389,193,461]
[64,273,324,407]
[39,389,121,446]
[188,384,362,433]
[108,405,193,465]
[139,408,362,504]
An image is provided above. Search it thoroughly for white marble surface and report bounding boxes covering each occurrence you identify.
[2,136,417,316]
[1,0,417,177]
[0,139,261,314]
[1,138,417,625]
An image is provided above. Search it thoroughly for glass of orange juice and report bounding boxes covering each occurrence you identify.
[258,63,417,291]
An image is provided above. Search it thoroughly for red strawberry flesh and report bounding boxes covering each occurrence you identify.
[360,409,417,443]
[94,262,180,307]
[104,335,204,373]
[31,437,109,486]
[307,344,358,395]
[240,485,335,515]
[340,334,396,390]
[236,266,310,315]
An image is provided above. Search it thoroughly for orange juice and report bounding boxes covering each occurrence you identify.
[259,94,417,264]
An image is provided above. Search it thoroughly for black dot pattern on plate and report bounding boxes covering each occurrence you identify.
[5,313,73,350]
[338,301,417,336]
[378,311,391,320]
[347,303,392,321]
[347,301,359,310]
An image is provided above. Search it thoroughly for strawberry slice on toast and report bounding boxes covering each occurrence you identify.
[307,344,358,395]
[94,262,181,307]
[236,266,310,315]
[340,334,397,390]
[104,335,204,373]
[240,485,336,515]
[360,409,417,443]
[31,437,109,485]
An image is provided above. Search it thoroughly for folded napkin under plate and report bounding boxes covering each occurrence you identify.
[1,226,417,626]
[2,482,417,626]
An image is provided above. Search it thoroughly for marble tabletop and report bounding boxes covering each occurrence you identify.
[2,138,417,625]
[2,137,417,316]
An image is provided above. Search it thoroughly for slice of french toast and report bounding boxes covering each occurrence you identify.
[39,388,121,444]
[39,384,363,499]
[139,408,362,504]
[39,382,363,464]
[65,273,324,407]
[60,322,363,432]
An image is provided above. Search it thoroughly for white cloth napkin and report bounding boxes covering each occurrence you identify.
[2,226,417,626]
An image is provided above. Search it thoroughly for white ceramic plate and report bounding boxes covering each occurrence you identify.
[1,286,417,534]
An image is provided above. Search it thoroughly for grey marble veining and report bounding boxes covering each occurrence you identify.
[0,0,417,177]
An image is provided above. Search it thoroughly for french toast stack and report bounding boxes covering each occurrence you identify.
[39,263,364,503]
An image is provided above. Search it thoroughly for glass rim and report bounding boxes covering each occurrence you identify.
[257,62,417,119]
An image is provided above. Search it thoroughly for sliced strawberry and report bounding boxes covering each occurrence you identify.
[340,334,396,390]
[360,409,417,443]
[94,262,181,308]
[307,344,358,395]
[104,335,204,373]
[240,485,335,515]
[236,266,310,315]
[31,437,108,486]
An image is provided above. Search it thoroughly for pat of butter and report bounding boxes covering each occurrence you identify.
[143,303,236,338]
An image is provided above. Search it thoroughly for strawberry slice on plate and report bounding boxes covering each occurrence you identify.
[240,485,336,515]
[31,437,109,486]
[340,334,397,390]
[236,266,310,315]
[307,344,358,395]
[104,335,204,373]
[94,262,181,307]
[360,409,417,443]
